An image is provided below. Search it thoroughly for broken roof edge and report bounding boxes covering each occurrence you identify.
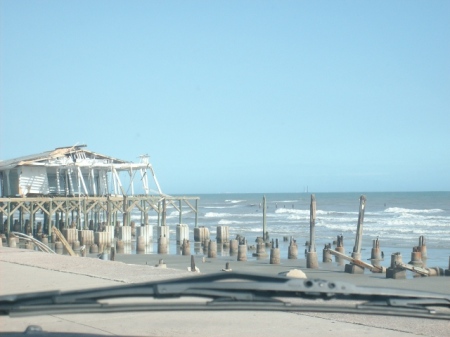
[0,145,132,170]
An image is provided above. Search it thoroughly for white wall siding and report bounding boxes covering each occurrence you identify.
[19,166,49,196]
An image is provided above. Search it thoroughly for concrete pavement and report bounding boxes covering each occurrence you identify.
[1,247,449,336]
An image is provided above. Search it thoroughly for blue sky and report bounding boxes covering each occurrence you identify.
[1,1,449,194]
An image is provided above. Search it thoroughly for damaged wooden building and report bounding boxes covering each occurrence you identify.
[0,145,199,238]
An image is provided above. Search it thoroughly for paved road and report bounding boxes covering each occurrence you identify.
[1,247,449,336]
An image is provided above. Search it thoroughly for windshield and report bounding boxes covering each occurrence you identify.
[1,1,449,337]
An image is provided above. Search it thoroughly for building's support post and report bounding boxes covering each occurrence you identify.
[6,201,11,234]
[157,201,161,226]
[162,199,167,226]
[83,198,87,229]
[107,196,112,227]
[122,196,128,227]
[48,200,53,240]
[30,202,34,235]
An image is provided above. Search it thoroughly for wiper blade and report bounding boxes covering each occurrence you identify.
[1,272,449,320]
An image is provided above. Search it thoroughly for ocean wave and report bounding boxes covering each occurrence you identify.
[384,207,444,214]
[274,208,332,215]
[225,199,246,204]
[204,212,233,218]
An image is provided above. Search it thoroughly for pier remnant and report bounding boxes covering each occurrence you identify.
[306,195,319,269]
[370,238,383,267]
[135,225,153,245]
[270,239,280,264]
[323,243,332,262]
[327,248,384,273]
[208,240,217,258]
[418,235,427,260]
[188,255,199,272]
[181,239,190,255]
[176,224,189,244]
[52,227,76,256]
[116,240,124,253]
[136,236,145,253]
[262,196,267,241]
[345,195,366,274]
[89,243,98,253]
[194,226,210,243]
[229,239,238,255]
[157,226,170,242]
[157,235,168,254]
[386,252,407,279]
[409,246,423,267]
[253,237,268,258]
[335,235,345,265]
[288,238,298,259]
[216,226,229,244]
[237,237,247,261]
[222,262,232,272]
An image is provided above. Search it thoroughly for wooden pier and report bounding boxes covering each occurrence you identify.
[0,195,199,240]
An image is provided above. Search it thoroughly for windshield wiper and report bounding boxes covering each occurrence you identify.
[0,272,449,320]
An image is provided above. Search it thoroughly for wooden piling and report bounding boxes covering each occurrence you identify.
[419,235,427,260]
[306,195,319,269]
[345,195,366,274]
[262,196,267,241]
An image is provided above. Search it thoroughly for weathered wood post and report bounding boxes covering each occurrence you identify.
[122,196,128,227]
[262,195,267,241]
[370,238,383,267]
[419,235,427,260]
[306,194,319,269]
[335,234,345,265]
[345,195,366,274]
[445,257,450,276]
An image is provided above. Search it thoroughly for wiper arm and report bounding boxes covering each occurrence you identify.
[1,272,448,320]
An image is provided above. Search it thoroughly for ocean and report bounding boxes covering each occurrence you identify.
[139,191,450,269]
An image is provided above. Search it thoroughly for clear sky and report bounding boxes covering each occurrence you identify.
[1,1,449,194]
